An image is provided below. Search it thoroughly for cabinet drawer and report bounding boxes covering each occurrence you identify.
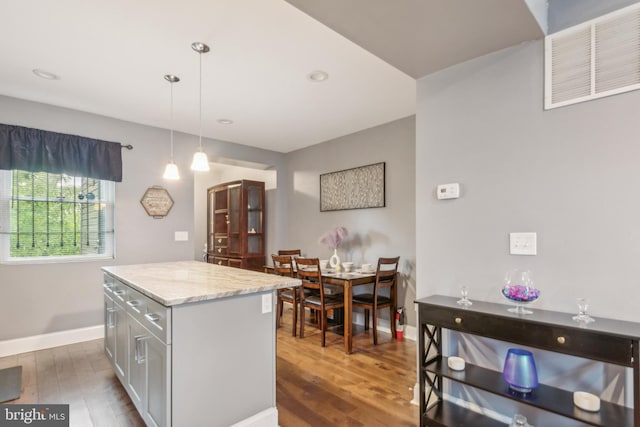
[111,279,129,304]
[214,246,228,255]
[420,305,633,365]
[228,258,243,268]
[213,257,228,266]
[126,287,171,344]
[103,273,115,294]
[214,236,227,246]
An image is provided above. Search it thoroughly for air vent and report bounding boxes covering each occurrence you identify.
[545,3,640,109]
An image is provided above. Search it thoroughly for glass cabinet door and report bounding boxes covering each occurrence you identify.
[207,190,215,252]
[228,185,241,255]
[247,184,263,255]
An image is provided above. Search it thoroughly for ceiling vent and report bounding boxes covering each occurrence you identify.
[545,3,640,109]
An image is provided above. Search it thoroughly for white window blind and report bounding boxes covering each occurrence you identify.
[545,2,640,109]
[0,170,115,263]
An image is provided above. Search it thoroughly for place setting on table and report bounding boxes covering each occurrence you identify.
[319,261,377,279]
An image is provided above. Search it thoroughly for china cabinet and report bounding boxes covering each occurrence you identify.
[207,180,265,270]
[416,295,640,427]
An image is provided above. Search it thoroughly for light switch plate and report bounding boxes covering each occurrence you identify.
[174,231,189,241]
[262,293,273,314]
[510,232,537,255]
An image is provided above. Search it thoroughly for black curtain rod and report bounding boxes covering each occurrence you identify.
[120,144,133,150]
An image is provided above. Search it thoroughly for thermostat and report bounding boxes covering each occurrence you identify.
[437,183,460,200]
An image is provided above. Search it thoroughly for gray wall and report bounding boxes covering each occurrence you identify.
[0,95,285,341]
[548,0,640,33]
[416,40,640,409]
[416,40,640,322]
[284,116,417,325]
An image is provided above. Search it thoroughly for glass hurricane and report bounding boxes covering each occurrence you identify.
[502,270,539,315]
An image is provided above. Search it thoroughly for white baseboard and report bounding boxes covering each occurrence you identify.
[230,407,278,427]
[0,325,104,358]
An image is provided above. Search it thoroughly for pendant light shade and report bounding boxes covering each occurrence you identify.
[163,162,180,180]
[190,150,210,171]
[163,74,180,180]
[190,41,210,172]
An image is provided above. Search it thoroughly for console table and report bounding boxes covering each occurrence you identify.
[416,295,640,427]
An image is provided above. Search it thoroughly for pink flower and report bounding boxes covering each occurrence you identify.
[319,227,349,249]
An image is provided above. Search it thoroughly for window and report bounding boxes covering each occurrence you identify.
[0,170,115,263]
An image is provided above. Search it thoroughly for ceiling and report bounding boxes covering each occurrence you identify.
[0,0,544,154]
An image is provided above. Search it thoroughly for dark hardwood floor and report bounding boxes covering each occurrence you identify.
[0,339,144,426]
[276,307,419,426]
[0,306,418,426]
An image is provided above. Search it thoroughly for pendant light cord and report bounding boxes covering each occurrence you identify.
[198,51,203,150]
[170,81,175,161]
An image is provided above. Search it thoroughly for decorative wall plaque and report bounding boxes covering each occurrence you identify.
[140,186,174,218]
[320,162,385,211]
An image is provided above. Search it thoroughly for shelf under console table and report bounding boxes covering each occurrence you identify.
[416,295,640,427]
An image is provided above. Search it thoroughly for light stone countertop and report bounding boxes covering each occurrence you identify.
[102,260,301,306]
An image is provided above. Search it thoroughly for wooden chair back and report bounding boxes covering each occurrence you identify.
[271,254,294,277]
[278,249,302,257]
[376,257,400,292]
[295,257,325,299]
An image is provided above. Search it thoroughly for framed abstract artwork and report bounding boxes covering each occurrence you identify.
[320,162,385,211]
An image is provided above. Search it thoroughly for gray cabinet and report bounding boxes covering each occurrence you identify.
[104,274,171,427]
[145,332,170,427]
[103,278,127,383]
[103,270,278,427]
[126,314,170,427]
[127,317,146,410]
[104,294,115,361]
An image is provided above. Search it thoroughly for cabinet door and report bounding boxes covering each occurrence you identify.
[114,302,128,382]
[145,335,170,427]
[246,183,264,255]
[228,184,242,256]
[207,189,215,253]
[127,319,147,411]
[104,295,115,362]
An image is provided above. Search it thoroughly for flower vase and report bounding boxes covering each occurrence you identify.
[329,248,340,268]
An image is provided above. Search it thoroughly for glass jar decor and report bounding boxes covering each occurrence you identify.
[502,269,540,314]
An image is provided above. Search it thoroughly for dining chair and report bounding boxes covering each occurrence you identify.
[351,256,400,345]
[278,249,302,256]
[278,249,302,272]
[296,257,345,347]
[272,254,299,336]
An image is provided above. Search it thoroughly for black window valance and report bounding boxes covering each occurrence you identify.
[0,123,123,182]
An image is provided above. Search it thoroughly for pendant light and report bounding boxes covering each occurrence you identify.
[190,41,211,172]
[163,74,180,180]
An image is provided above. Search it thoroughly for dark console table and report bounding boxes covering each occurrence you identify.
[416,295,640,427]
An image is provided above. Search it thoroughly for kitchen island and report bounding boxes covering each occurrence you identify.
[101,260,300,427]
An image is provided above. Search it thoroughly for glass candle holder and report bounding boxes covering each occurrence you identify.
[502,348,538,394]
[572,297,595,324]
[457,285,472,307]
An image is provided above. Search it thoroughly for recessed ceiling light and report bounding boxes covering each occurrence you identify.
[308,70,328,83]
[32,69,60,80]
[217,119,234,125]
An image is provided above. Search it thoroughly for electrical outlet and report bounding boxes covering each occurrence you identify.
[261,293,273,314]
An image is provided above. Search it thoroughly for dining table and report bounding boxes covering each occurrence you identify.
[265,263,397,354]
[322,269,386,354]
